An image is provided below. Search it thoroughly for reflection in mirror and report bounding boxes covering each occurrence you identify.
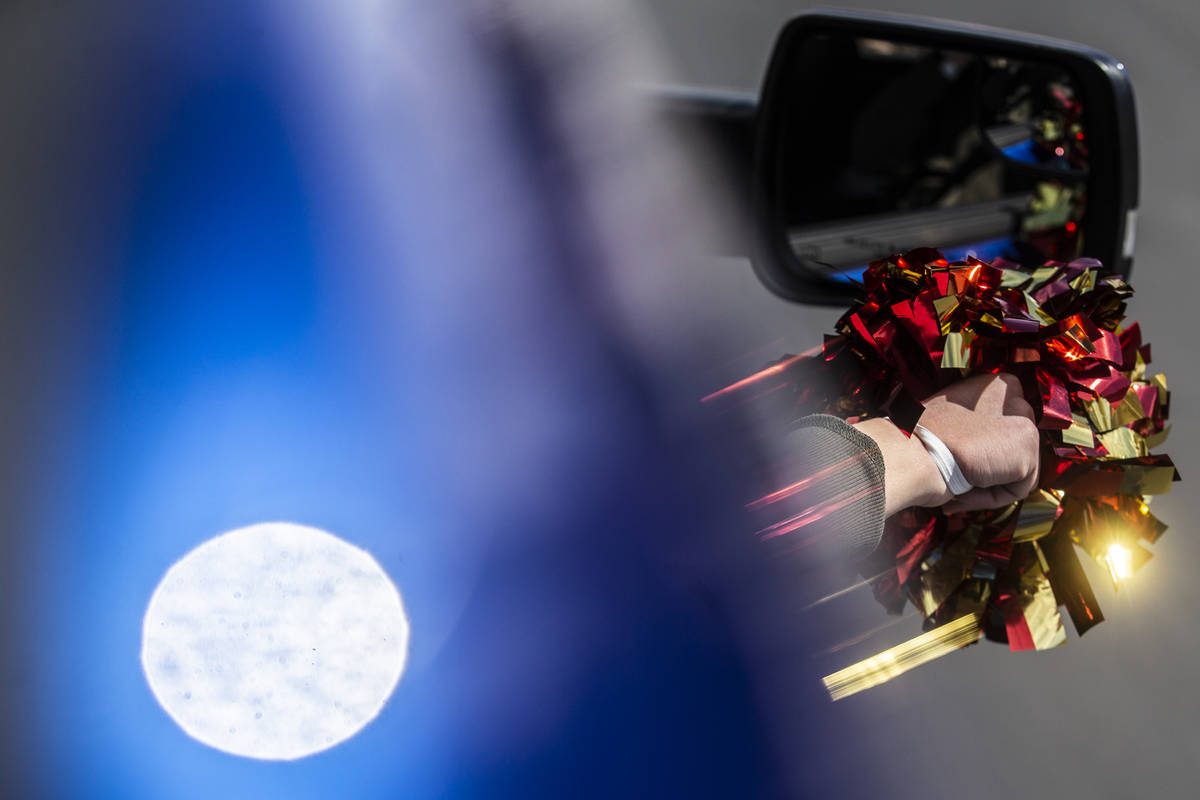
[779,34,1088,279]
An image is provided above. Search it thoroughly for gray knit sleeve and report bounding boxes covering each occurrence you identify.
[754,415,886,560]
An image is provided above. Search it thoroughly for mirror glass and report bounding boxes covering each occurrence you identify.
[776,34,1089,280]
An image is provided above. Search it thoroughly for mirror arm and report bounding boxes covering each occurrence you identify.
[648,87,758,255]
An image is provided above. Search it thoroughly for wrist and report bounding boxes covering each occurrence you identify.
[853,417,950,515]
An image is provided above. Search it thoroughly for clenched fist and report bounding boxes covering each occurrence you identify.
[855,373,1041,516]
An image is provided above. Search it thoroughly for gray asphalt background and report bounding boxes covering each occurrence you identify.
[636,1,1200,797]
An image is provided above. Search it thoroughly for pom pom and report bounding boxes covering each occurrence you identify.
[723,249,1177,698]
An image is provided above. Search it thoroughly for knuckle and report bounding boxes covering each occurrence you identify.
[1012,420,1041,475]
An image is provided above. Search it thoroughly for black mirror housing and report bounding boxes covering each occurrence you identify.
[751,10,1139,305]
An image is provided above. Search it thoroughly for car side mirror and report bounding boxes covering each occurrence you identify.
[749,10,1138,305]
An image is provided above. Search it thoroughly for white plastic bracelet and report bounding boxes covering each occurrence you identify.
[913,424,974,496]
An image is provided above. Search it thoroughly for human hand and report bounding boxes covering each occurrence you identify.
[854,373,1040,516]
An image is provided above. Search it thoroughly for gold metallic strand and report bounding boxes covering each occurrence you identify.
[1062,414,1095,447]
[1113,389,1146,428]
[918,528,979,617]
[1146,425,1172,450]
[1023,292,1055,324]
[1118,464,1176,496]
[1001,269,1030,289]
[1084,396,1115,433]
[821,614,981,701]
[940,331,970,368]
[1098,427,1147,459]
[1021,560,1067,650]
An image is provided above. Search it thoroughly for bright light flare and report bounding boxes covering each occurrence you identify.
[141,522,409,760]
[1104,543,1133,584]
